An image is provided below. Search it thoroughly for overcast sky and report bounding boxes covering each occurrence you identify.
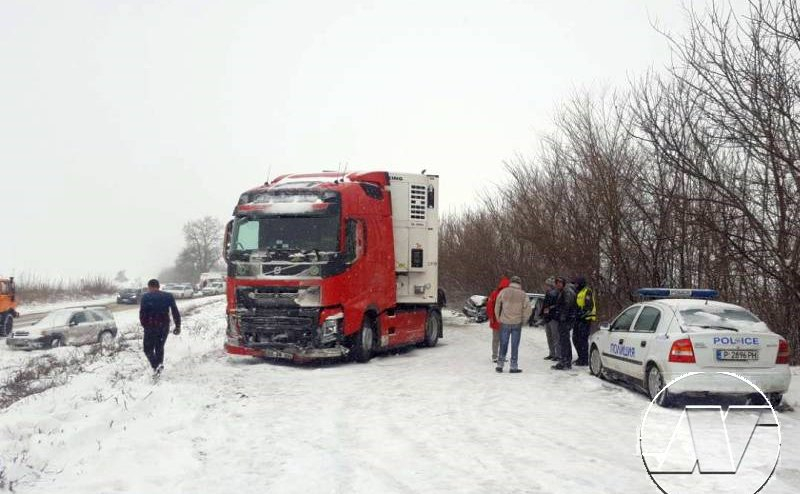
[1,0,749,282]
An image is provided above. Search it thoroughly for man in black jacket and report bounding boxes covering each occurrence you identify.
[139,279,181,375]
[541,277,559,360]
[551,277,577,371]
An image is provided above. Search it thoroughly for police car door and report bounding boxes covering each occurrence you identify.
[616,305,662,383]
[603,305,641,373]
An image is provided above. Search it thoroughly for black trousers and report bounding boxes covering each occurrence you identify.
[143,326,169,370]
[558,319,574,366]
[573,319,591,364]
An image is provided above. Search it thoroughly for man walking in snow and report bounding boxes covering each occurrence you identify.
[139,279,181,376]
[486,276,510,363]
[494,276,532,374]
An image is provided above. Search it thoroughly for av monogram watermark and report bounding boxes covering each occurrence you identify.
[639,372,781,494]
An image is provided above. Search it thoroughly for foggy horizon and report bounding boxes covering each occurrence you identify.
[1,0,749,282]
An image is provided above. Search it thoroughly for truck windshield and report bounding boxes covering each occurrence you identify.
[232,215,340,255]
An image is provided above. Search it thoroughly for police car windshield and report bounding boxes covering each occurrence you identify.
[678,307,769,332]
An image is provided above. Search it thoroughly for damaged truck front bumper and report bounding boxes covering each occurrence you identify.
[225,339,349,362]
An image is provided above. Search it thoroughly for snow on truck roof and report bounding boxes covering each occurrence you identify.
[270,171,391,187]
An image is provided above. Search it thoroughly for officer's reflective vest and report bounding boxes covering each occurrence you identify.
[576,287,597,321]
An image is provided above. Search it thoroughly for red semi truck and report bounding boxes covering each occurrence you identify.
[223,171,443,362]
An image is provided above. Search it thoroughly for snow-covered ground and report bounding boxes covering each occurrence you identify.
[0,296,224,383]
[0,305,797,493]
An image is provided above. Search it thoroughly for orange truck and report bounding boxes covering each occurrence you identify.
[0,277,19,337]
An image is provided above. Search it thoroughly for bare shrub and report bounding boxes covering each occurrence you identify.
[14,273,117,304]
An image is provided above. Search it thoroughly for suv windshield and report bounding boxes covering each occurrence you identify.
[34,310,72,329]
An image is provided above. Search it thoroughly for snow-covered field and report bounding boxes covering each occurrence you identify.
[0,304,797,493]
[0,296,225,383]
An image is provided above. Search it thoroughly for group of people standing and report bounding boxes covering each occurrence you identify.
[487,275,596,373]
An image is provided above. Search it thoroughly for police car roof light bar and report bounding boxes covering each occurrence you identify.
[636,288,719,300]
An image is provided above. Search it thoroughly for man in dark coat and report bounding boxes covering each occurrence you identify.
[139,279,181,375]
[541,277,559,360]
[551,276,577,371]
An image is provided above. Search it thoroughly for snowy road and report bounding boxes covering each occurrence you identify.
[0,302,798,493]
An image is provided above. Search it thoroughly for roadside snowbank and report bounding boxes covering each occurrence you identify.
[0,306,796,493]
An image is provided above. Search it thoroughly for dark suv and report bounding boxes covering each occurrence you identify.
[117,287,145,305]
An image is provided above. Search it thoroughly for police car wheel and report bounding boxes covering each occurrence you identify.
[768,393,783,407]
[589,346,605,379]
[647,366,674,407]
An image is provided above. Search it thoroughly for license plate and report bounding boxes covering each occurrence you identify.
[264,349,293,360]
[716,349,759,361]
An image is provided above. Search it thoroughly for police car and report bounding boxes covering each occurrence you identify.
[589,289,791,407]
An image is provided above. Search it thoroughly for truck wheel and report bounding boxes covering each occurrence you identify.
[1,313,11,337]
[422,310,441,347]
[351,315,375,363]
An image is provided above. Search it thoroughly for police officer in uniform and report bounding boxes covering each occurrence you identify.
[572,276,596,366]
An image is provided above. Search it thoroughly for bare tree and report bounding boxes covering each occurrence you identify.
[174,216,224,282]
[440,0,800,361]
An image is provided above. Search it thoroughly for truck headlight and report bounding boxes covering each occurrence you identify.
[296,286,321,306]
[320,313,343,343]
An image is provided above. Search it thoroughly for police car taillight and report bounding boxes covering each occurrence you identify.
[669,338,696,363]
[776,339,790,364]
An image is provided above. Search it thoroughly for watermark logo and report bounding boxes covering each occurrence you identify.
[639,372,781,494]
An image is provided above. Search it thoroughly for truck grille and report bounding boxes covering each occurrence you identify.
[237,287,300,309]
[239,307,320,347]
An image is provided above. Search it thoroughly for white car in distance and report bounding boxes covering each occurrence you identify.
[163,283,194,299]
[202,282,225,296]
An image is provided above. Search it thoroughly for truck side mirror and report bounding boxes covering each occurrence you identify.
[223,220,233,262]
[345,219,365,264]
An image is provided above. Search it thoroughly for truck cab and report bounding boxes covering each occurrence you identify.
[223,171,442,363]
[0,277,19,337]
